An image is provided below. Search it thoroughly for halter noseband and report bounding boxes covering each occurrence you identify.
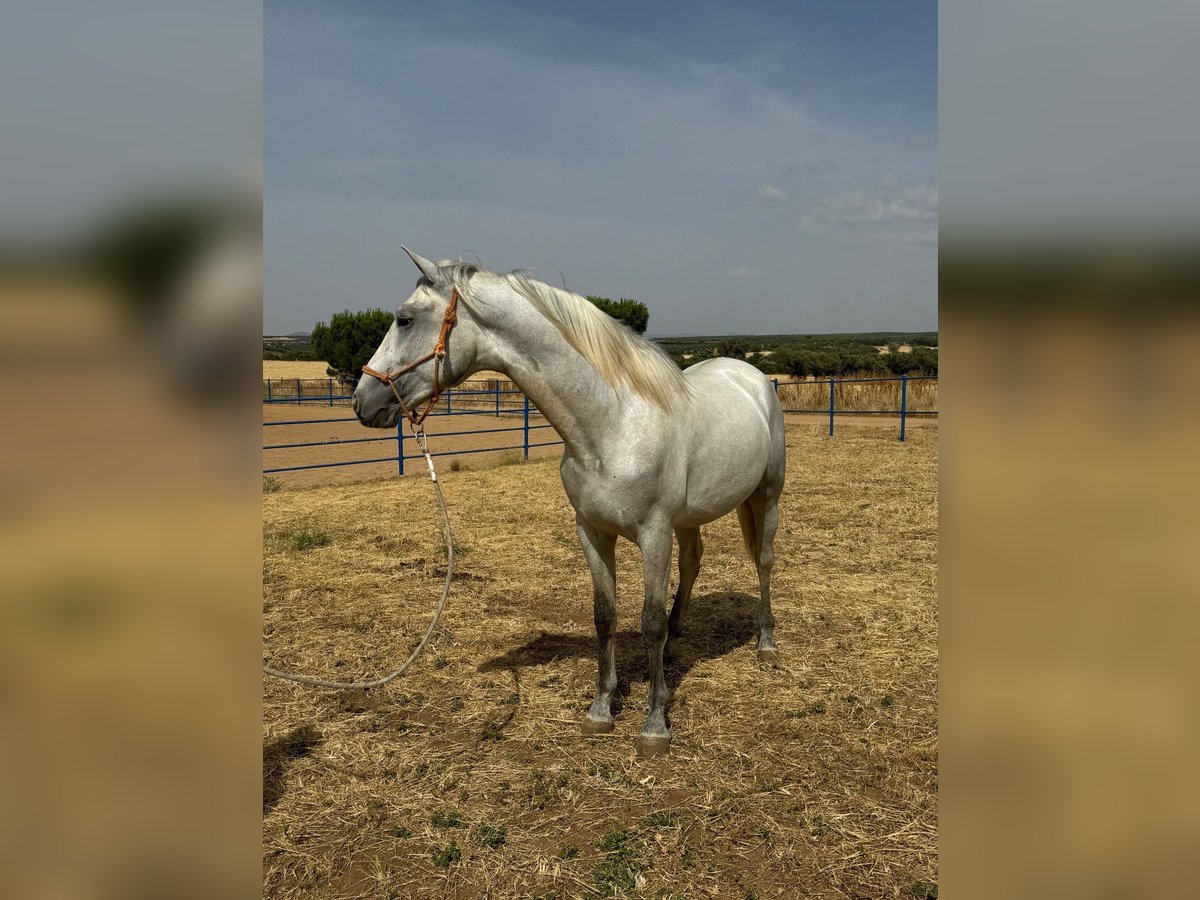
[361,288,460,429]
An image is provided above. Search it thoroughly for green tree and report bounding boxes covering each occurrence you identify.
[771,347,801,377]
[586,296,649,334]
[907,346,939,374]
[310,309,395,380]
[853,352,889,375]
[838,351,887,375]
[717,338,749,358]
[882,347,934,376]
[748,354,777,374]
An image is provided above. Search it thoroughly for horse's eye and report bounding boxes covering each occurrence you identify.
[396,316,413,327]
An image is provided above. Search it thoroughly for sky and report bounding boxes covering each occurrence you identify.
[2,2,258,242]
[264,0,937,336]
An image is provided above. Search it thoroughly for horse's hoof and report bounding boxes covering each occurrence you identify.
[636,733,672,758]
[582,715,615,736]
[757,648,781,667]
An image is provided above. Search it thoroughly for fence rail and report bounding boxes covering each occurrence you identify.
[262,375,937,477]
[770,374,938,441]
[263,386,560,476]
[263,376,527,413]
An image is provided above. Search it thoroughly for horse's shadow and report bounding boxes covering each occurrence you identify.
[263,724,323,816]
[478,592,759,719]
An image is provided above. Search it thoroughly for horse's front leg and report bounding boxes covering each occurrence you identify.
[577,516,619,735]
[637,522,674,757]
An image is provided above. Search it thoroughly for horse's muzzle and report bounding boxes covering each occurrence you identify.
[351,380,399,428]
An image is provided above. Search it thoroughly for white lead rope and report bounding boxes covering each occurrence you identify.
[263,431,453,690]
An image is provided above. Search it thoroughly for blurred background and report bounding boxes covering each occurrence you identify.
[1,1,1198,898]
[1,3,261,898]
[941,2,1200,898]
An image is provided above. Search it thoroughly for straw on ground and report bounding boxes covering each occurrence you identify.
[264,424,937,899]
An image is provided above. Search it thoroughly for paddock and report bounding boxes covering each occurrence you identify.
[263,423,938,898]
[263,402,566,489]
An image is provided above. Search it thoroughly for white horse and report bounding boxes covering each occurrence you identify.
[353,249,786,756]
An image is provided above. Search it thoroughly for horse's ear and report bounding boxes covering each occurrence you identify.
[402,246,441,283]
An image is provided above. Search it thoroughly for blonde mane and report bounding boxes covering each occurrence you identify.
[440,262,690,411]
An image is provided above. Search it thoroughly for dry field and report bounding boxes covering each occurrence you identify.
[263,424,938,899]
[775,378,938,417]
[264,361,510,382]
[266,360,336,380]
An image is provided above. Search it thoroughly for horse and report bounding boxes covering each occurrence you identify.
[352,248,786,757]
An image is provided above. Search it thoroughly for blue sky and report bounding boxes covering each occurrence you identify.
[265,0,937,335]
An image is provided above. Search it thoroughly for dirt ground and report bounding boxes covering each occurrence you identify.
[263,403,934,490]
[263,424,938,899]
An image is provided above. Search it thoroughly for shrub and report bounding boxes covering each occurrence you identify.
[269,525,331,552]
[476,824,507,849]
[431,840,461,868]
[430,809,463,829]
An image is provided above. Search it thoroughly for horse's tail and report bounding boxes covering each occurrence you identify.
[736,502,759,563]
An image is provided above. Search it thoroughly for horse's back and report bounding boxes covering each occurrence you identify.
[674,358,784,523]
[683,357,781,431]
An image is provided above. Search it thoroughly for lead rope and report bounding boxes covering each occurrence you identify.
[262,429,453,690]
[265,290,460,690]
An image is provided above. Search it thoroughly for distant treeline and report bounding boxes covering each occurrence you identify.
[263,337,317,361]
[262,329,939,378]
[654,332,938,377]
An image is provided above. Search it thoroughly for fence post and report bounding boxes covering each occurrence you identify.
[396,420,404,476]
[328,377,334,407]
[523,395,530,459]
[266,379,272,402]
[446,388,452,416]
[828,378,835,436]
[495,381,500,417]
[899,374,908,442]
[772,378,779,396]
[295,377,302,406]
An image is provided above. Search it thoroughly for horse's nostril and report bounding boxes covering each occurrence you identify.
[351,394,359,413]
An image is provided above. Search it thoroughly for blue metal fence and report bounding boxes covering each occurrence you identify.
[262,375,937,477]
[263,377,524,414]
[770,374,938,440]
[263,386,561,476]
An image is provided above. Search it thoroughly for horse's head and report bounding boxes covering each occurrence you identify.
[352,248,480,428]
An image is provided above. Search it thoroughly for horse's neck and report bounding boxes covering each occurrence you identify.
[474,297,622,459]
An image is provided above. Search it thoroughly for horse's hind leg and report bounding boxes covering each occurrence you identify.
[742,490,781,666]
[668,527,702,638]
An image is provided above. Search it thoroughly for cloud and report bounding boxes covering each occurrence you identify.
[798,178,938,246]
[768,159,839,180]
[823,184,937,223]
[265,3,937,334]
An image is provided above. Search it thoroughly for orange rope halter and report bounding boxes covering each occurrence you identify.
[361,288,460,429]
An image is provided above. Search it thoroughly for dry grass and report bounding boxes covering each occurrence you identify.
[263,424,938,899]
[262,369,526,413]
[777,377,938,415]
[261,362,938,420]
[266,360,336,380]
[263,361,509,383]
